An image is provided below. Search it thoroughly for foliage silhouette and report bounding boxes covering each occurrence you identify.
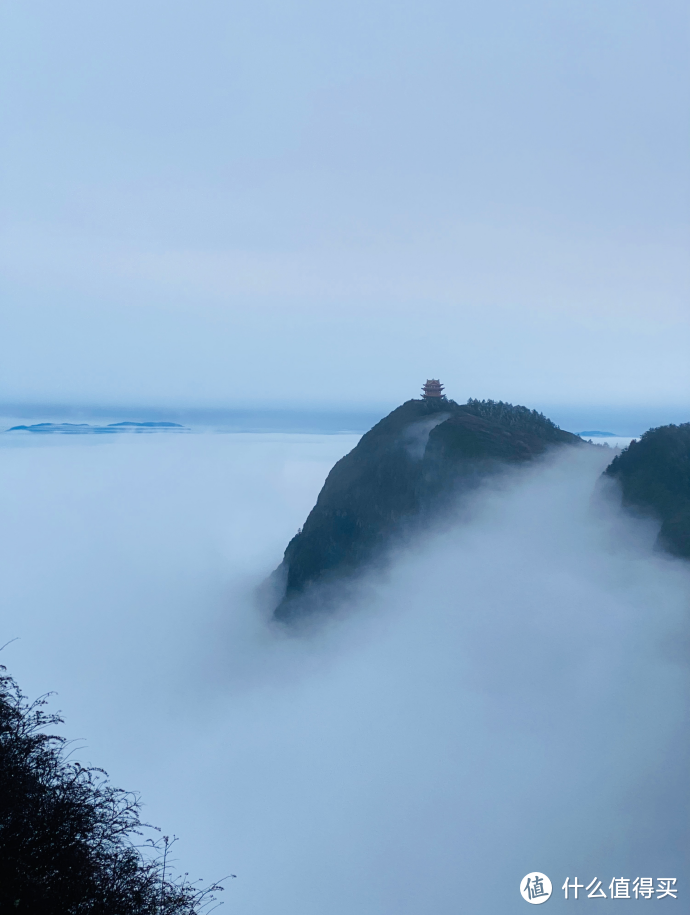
[0,665,225,914]
[464,398,564,438]
[605,422,690,558]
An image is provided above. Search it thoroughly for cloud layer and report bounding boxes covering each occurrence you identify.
[0,433,687,912]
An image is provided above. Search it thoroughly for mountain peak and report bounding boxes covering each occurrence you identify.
[270,397,581,622]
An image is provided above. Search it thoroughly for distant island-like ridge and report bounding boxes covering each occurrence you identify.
[6,422,188,434]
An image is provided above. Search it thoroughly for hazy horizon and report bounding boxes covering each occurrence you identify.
[1,399,687,439]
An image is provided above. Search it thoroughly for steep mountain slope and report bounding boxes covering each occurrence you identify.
[604,423,690,559]
[271,398,581,621]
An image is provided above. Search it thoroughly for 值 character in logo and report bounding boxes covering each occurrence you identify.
[524,875,548,901]
[520,871,553,904]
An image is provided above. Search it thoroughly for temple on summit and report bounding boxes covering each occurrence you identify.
[422,379,445,399]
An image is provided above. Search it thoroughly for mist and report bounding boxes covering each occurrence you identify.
[0,433,687,912]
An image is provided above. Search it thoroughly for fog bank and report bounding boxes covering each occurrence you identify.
[0,434,687,912]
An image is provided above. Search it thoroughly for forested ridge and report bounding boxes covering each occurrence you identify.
[272,397,582,620]
[605,423,690,558]
[463,399,566,438]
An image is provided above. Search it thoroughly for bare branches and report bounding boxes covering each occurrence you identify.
[0,665,225,914]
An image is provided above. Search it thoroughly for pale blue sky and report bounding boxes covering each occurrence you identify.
[1,0,688,408]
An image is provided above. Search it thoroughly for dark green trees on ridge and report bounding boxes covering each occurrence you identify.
[605,423,690,559]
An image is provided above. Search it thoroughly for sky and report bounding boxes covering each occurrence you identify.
[1,0,688,410]
[1,432,688,912]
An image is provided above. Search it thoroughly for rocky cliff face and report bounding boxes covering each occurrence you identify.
[271,398,582,622]
[604,423,690,559]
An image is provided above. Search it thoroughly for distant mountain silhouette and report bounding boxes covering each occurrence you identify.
[6,422,187,434]
[107,421,183,428]
[604,423,690,559]
[270,397,582,622]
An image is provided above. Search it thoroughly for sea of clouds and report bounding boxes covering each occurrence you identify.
[0,432,687,913]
